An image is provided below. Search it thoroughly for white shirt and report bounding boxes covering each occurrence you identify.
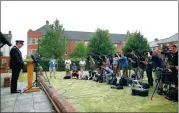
[79,60,86,66]
[65,59,71,66]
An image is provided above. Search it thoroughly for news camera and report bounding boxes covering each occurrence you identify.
[161,46,173,62]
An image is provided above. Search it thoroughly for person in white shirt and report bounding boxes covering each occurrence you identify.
[79,57,86,71]
[65,57,71,70]
[78,68,86,79]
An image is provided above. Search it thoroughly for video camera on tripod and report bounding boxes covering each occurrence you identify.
[161,46,173,63]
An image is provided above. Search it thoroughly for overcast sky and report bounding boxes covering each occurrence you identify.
[1,1,178,57]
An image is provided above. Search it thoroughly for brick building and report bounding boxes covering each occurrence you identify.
[0,31,13,73]
[27,20,128,58]
[148,33,178,54]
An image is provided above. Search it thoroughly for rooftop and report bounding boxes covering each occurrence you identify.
[148,33,178,47]
[35,21,128,44]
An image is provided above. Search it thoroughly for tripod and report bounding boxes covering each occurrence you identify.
[150,67,171,100]
[150,71,162,100]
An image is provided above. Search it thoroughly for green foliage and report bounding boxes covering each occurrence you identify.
[122,31,151,55]
[87,28,116,56]
[70,41,87,58]
[39,19,68,59]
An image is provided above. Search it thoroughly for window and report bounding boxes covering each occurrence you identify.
[28,50,33,55]
[35,38,38,44]
[85,41,88,46]
[28,38,33,44]
[114,44,117,48]
[2,59,6,64]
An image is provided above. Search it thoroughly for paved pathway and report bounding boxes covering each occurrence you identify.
[1,87,54,112]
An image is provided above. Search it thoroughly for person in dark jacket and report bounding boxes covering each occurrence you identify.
[169,45,178,88]
[141,52,153,87]
[152,50,163,94]
[9,40,26,93]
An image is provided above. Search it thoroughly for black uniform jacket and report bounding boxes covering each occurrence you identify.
[9,46,24,69]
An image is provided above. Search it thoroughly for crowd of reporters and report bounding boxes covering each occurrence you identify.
[61,44,178,93]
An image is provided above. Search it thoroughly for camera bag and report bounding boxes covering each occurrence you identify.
[131,87,149,97]
[166,87,178,102]
[109,76,117,85]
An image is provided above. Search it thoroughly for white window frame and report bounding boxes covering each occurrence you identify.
[28,38,33,45]
[34,38,38,44]
[2,59,6,64]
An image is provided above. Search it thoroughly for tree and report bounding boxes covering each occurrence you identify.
[122,31,151,55]
[39,19,68,59]
[87,28,116,56]
[70,41,87,58]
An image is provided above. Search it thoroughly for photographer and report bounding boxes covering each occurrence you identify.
[128,51,139,79]
[139,55,146,79]
[141,52,153,87]
[120,53,129,77]
[168,45,178,88]
[152,50,163,93]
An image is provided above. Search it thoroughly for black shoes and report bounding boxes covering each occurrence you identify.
[11,90,21,93]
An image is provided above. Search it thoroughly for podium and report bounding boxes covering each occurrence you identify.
[24,61,40,93]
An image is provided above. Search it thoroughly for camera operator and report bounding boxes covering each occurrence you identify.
[128,51,139,79]
[152,50,163,94]
[168,45,178,88]
[141,52,153,87]
[139,55,146,79]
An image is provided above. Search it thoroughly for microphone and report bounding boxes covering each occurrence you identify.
[31,54,40,66]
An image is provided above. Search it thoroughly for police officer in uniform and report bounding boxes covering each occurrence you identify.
[9,40,26,93]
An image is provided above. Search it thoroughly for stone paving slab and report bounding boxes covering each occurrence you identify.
[1,87,54,112]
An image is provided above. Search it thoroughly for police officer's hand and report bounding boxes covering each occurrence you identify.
[24,62,27,65]
[176,66,178,70]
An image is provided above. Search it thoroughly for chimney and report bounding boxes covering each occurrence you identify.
[8,31,12,38]
[154,38,158,41]
[9,31,11,35]
[46,20,49,25]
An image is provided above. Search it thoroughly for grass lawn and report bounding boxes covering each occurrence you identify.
[18,71,178,112]
[46,71,178,112]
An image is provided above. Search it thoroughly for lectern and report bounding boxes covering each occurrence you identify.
[24,61,40,93]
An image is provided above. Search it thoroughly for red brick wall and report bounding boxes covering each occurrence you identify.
[117,41,125,54]
[27,29,126,58]
[27,29,43,57]
[67,40,75,57]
